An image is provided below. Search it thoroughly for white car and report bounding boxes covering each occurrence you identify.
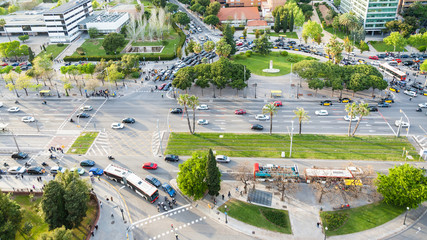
[370,61,380,66]
[315,110,329,116]
[8,106,20,112]
[385,57,394,61]
[344,115,360,122]
[418,103,427,108]
[0,102,3,108]
[255,114,270,120]
[404,90,417,97]
[111,123,124,129]
[50,166,67,174]
[196,104,209,110]
[197,119,209,125]
[80,105,93,111]
[70,167,85,175]
[21,116,35,123]
[215,155,231,163]
[8,166,27,174]
[395,120,409,128]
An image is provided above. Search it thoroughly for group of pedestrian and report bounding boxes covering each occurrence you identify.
[48,146,63,154]
[36,176,42,182]
[90,224,99,237]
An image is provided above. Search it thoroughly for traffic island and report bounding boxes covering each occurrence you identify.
[67,131,99,154]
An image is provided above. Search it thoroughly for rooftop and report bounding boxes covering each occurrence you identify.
[217,7,260,21]
[78,11,127,24]
[247,20,268,26]
[2,11,45,25]
[45,0,91,14]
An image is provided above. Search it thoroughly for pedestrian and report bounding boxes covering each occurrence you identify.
[171,224,174,230]
[48,148,52,153]
[317,222,320,228]
[410,97,413,101]
[32,185,35,190]
[161,94,164,98]
[100,201,103,208]
[222,194,224,200]
[240,191,243,196]
[111,212,114,218]
[97,176,100,181]
[175,233,179,240]
[228,191,231,198]
[95,225,98,230]
[111,196,113,202]
[21,174,24,179]
[91,231,94,236]
[106,198,109,201]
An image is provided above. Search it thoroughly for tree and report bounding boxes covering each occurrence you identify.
[194,64,211,95]
[203,40,215,53]
[63,177,90,228]
[0,18,11,42]
[204,15,219,26]
[302,20,322,43]
[173,67,196,92]
[18,35,29,43]
[243,28,247,39]
[63,81,73,96]
[177,152,208,200]
[343,36,354,58]
[33,55,54,85]
[173,12,190,26]
[153,0,166,8]
[253,33,271,55]
[206,149,221,197]
[293,107,309,134]
[345,102,357,137]
[274,14,281,33]
[92,0,100,9]
[42,181,67,230]
[351,101,369,137]
[234,163,253,194]
[383,32,407,53]
[273,1,305,30]
[88,27,99,38]
[223,24,236,55]
[262,103,278,135]
[102,33,125,55]
[215,38,231,57]
[177,94,199,134]
[186,40,196,53]
[4,71,20,97]
[40,226,73,240]
[325,35,344,64]
[28,47,35,62]
[166,3,179,13]
[121,54,139,75]
[376,164,427,209]
[205,2,220,16]
[105,64,124,88]
[0,192,23,240]
[359,40,369,53]
[421,60,427,72]
[16,74,33,96]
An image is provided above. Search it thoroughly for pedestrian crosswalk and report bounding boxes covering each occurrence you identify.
[86,131,111,156]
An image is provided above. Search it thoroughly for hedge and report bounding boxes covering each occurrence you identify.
[63,23,186,62]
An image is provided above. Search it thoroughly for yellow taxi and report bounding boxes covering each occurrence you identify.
[320,100,333,106]
[422,91,427,96]
[339,98,352,103]
[389,87,400,93]
[381,98,394,103]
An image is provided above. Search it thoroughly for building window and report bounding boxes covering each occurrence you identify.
[22,25,31,31]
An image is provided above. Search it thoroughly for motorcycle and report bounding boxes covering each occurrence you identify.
[108,156,115,160]
[49,155,57,160]
[161,202,167,211]
[169,201,173,209]
[416,108,422,112]
[3,162,9,167]
[24,162,31,167]
[172,198,177,206]
[42,162,48,167]
[70,118,74,122]
[15,100,19,104]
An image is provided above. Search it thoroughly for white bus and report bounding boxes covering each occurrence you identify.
[104,164,159,203]
[379,63,407,81]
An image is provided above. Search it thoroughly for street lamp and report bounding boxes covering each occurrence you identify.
[403,207,410,225]
[252,83,257,98]
[324,227,328,240]
[224,205,228,223]
[400,109,410,137]
[54,83,60,98]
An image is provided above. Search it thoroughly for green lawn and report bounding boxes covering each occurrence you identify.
[14,195,98,239]
[73,38,129,56]
[165,133,419,161]
[218,199,292,234]
[231,51,314,76]
[249,31,298,39]
[324,26,348,40]
[67,132,99,154]
[370,41,407,52]
[131,29,181,56]
[320,201,405,236]
[37,44,68,59]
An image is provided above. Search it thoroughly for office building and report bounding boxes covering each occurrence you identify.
[78,11,129,34]
[398,0,427,12]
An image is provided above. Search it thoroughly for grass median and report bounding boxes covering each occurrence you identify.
[37,44,68,59]
[218,199,292,234]
[67,132,99,154]
[320,201,405,236]
[166,133,418,161]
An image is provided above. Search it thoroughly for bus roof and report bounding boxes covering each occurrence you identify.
[380,63,406,76]
[305,168,354,178]
[125,173,158,196]
[104,164,132,178]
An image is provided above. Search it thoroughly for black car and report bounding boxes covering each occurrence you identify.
[145,175,161,188]
[282,46,291,50]
[11,152,28,159]
[403,61,413,66]
[76,113,90,118]
[400,54,409,58]
[164,154,179,162]
[377,54,386,59]
[122,117,136,123]
[27,166,45,175]
[367,106,378,112]
[170,108,183,114]
[251,124,264,130]
[378,102,391,108]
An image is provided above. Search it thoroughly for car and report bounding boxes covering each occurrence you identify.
[145,175,162,188]
[8,166,27,174]
[196,104,209,110]
[170,108,183,114]
[320,100,333,106]
[395,120,409,128]
[403,61,414,66]
[344,115,360,121]
[370,61,380,66]
[393,58,402,63]
[369,56,379,60]
[197,119,209,125]
[80,105,93,111]
[377,54,386,59]
[385,57,394,61]
[111,123,124,129]
[358,59,366,64]
[315,110,329,116]
[8,106,20,112]
[381,98,394,103]
[0,62,8,66]
[404,90,417,97]
[378,102,391,108]
[215,155,231,163]
[142,162,158,170]
[76,113,90,118]
[11,62,19,66]
[162,183,176,197]
[255,114,270,120]
[122,117,135,123]
[272,101,283,107]
[164,154,179,162]
[27,166,45,175]
[158,83,167,90]
[389,87,400,93]
[50,166,67,174]
[339,98,352,103]
[418,103,427,108]
[80,160,95,167]
[367,106,378,112]
[0,102,3,107]
[11,152,28,159]
[21,116,35,123]
[251,124,264,130]
[70,167,85,175]
[400,54,409,58]
[89,167,104,175]
[234,109,247,115]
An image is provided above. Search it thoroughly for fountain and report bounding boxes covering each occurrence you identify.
[263,60,280,73]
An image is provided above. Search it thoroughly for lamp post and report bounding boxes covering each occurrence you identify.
[54,83,60,98]
[324,227,328,240]
[403,207,410,225]
[400,109,410,137]
[252,83,257,98]
[289,121,294,158]
[224,205,228,223]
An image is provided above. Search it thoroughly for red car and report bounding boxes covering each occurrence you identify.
[272,101,283,107]
[393,58,402,63]
[369,56,379,60]
[0,63,8,66]
[158,83,167,90]
[143,162,158,170]
[234,109,246,115]
[19,62,27,66]
[236,42,243,46]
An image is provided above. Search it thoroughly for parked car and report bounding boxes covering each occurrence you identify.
[320,100,333,106]
[142,162,158,170]
[122,117,135,123]
[251,124,263,130]
[145,175,161,188]
[215,155,231,163]
[8,166,27,174]
[89,167,104,175]
[80,160,95,167]
[164,154,179,162]
[369,56,379,60]
[162,183,176,197]
[315,110,329,116]
[27,166,45,175]
[11,152,28,159]
[389,86,400,93]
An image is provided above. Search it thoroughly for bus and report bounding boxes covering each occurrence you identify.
[104,164,159,203]
[379,63,406,81]
[253,163,299,181]
[304,168,354,183]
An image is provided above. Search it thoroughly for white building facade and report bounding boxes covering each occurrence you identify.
[78,11,129,34]
[340,0,399,35]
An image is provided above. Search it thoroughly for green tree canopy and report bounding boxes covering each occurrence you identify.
[205,1,221,16]
[177,152,208,200]
[383,32,407,52]
[302,20,323,43]
[173,12,190,26]
[0,192,23,239]
[204,15,219,26]
[253,33,272,55]
[222,24,236,55]
[102,33,125,55]
[206,149,221,196]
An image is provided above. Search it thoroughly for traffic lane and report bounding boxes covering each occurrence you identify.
[387,212,427,240]
[0,135,50,155]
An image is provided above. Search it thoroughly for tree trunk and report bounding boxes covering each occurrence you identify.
[201,88,204,96]
[65,89,69,96]
[331,89,334,97]
[270,115,273,135]
[79,87,83,96]
[351,116,363,136]
[299,120,302,134]
[192,107,196,134]
[24,88,28,96]
[184,105,192,134]
[348,116,352,137]
[115,81,118,89]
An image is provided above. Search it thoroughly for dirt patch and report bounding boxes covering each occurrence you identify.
[319,5,332,25]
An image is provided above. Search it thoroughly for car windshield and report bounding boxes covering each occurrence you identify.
[17,167,22,171]
[18,152,25,157]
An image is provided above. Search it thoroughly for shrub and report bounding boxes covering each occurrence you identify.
[76,47,85,55]
[131,71,140,78]
[287,56,298,63]
[260,208,289,228]
[280,51,288,56]
[57,43,64,47]
[417,46,426,52]
[245,50,253,57]
[314,2,319,7]
[320,212,349,231]
[265,29,271,34]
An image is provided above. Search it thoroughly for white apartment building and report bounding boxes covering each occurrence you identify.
[43,0,93,43]
[340,0,399,35]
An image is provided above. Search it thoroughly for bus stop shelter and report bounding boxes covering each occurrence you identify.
[39,90,52,97]
[270,90,282,98]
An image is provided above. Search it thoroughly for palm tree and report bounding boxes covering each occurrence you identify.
[177,94,193,134]
[351,102,370,137]
[293,107,309,135]
[262,103,278,135]
[188,95,199,134]
[345,102,357,137]
[343,36,353,59]
[0,18,11,42]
